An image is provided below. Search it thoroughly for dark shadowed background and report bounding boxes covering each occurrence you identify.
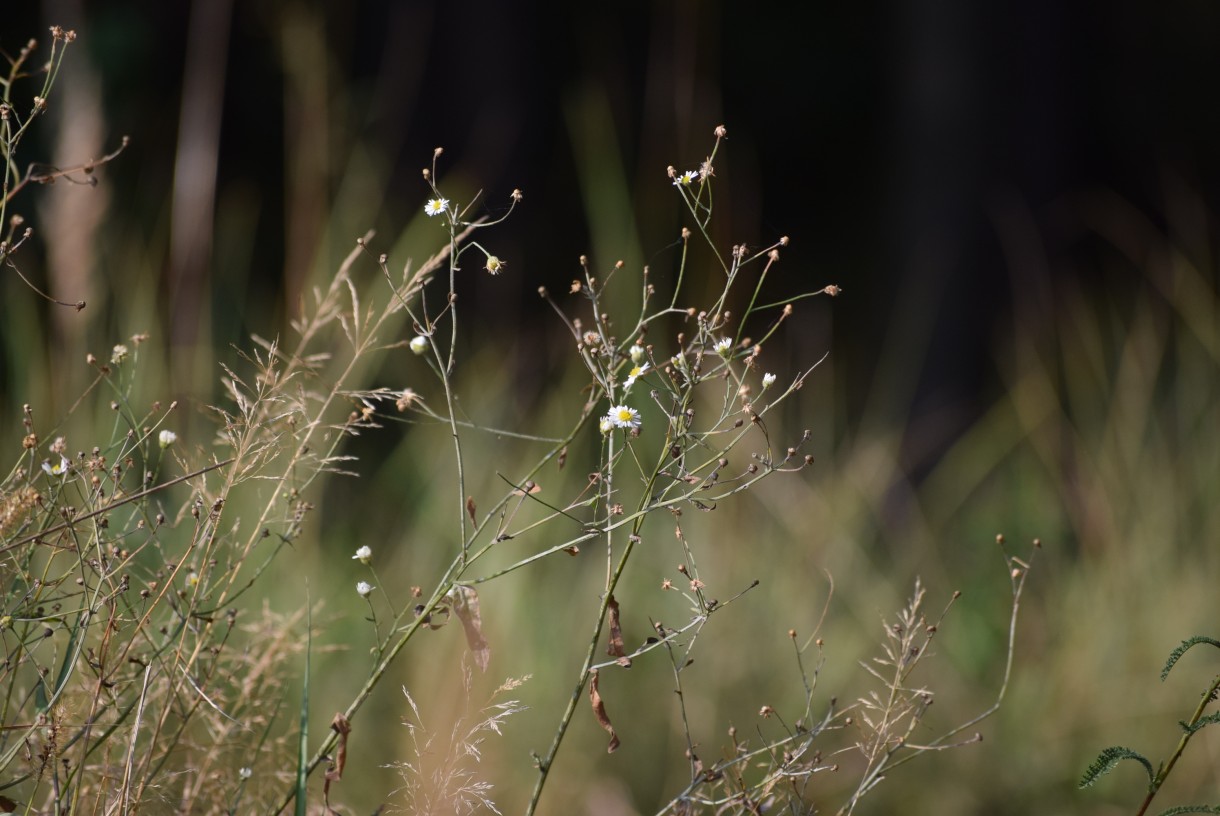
[4,1,1220,814]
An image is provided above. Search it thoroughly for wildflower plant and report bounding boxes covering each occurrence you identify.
[1,27,127,312]
[272,125,1031,814]
[0,39,1033,813]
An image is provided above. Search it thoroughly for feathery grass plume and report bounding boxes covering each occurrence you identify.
[387,669,529,815]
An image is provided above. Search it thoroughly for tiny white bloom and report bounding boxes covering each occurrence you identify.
[42,456,70,477]
[484,255,504,275]
[624,363,650,390]
[762,372,777,389]
[424,197,449,217]
[356,581,375,597]
[672,169,700,186]
[158,429,177,448]
[714,338,733,356]
[607,404,642,429]
[111,344,129,364]
[239,767,253,780]
[671,354,687,370]
[187,571,200,587]
[409,335,429,355]
[352,545,373,565]
[629,344,646,364]
[599,417,614,435]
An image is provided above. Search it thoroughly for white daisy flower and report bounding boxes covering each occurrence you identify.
[42,456,70,477]
[424,198,449,217]
[599,417,615,435]
[624,363,650,390]
[239,767,253,780]
[606,404,642,429]
[158,429,177,448]
[714,338,733,356]
[356,581,375,597]
[629,343,646,364]
[409,335,429,355]
[762,372,777,389]
[352,545,373,565]
[672,169,700,186]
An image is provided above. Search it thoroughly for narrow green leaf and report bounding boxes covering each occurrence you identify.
[1162,637,1220,681]
[294,593,312,816]
[1154,806,1220,815]
[1078,746,1155,788]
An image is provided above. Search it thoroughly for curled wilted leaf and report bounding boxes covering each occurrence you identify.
[606,596,631,668]
[323,713,352,808]
[588,669,621,753]
[466,495,477,523]
[450,585,491,671]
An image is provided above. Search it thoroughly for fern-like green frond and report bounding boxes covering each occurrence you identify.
[1078,746,1155,789]
[1178,711,1220,735]
[1154,806,1220,815]
[1161,637,1220,681]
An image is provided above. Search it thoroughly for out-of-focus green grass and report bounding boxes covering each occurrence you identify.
[5,35,1219,815]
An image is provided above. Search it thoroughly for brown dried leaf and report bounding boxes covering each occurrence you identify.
[512,481,542,496]
[588,669,621,752]
[466,495,477,523]
[451,585,490,671]
[606,596,631,668]
[323,713,352,811]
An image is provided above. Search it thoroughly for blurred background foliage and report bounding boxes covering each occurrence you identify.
[3,0,1220,813]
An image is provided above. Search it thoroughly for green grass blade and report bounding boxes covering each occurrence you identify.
[294,592,311,816]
